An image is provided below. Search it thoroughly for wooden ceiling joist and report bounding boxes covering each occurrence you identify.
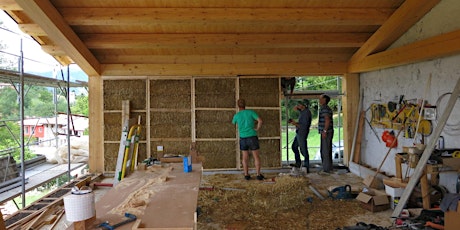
[14,0,100,76]
[82,33,370,49]
[101,62,348,76]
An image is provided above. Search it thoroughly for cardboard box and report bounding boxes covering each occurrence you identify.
[445,201,460,229]
[356,188,390,212]
[442,157,460,170]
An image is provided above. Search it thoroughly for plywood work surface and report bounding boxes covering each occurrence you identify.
[68,163,202,230]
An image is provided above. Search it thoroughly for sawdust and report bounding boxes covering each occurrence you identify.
[109,165,172,216]
[197,172,394,230]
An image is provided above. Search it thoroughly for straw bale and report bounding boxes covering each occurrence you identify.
[196,110,236,138]
[104,143,119,171]
[196,141,236,169]
[151,140,191,157]
[104,113,122,141]
[195,78,235,108]
[242,139,280,168]
[150,79,191,109]
[104,112,146,141]
[150,111,191,138]
[253,109,280,137]
[103,80,146,110]
[239,78,279,107]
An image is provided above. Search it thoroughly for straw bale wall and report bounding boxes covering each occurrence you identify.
[195,78,235,108]
[239,78,279,107]
[196,141,236,169]
[103,80,146,110]
[150,111,191,138]
[150,79,191,108]
[101,77,280,171]
[196,110,235,138]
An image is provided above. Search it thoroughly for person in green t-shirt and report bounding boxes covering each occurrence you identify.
[232,99,264,180]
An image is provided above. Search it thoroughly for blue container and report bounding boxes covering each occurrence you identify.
[183,155,192,173]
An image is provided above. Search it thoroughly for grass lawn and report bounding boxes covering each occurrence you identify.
[281,114,343,162]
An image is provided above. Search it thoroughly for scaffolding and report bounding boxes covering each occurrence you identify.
[0,23,87,209]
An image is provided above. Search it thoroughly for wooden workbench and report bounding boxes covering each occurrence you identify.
[67,163,202,230]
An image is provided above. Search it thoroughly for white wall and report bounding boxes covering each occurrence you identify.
[359,0,460,176]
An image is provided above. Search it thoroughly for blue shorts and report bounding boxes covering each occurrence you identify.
[239,136,260,151]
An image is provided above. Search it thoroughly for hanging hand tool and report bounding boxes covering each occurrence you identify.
[364,116,381,143]
[99,213,137,230]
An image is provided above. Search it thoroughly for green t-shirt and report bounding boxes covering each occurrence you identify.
[232,109,259,138]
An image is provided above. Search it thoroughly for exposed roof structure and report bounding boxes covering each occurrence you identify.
[2,0,454,77]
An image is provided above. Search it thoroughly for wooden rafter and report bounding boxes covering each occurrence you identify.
[349,0,441,65]
[14,0,101,76]
[349,29,460,73]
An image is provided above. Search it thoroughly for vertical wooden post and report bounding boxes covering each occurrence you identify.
[395,155,403,181]
[420,167,431,209]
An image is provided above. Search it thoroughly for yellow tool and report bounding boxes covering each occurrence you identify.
[453,151,460,158]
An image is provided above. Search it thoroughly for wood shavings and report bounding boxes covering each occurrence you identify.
[109,165,172,216]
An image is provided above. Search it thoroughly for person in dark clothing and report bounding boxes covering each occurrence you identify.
[281,77,296,95]
[288,99,312,172]
[318,94,334,174]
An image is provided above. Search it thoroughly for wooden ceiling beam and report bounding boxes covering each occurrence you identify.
[349,0,441,65]
[51,0,404,8]
[95,53,351,64]
[14,0,101,76]
[82,33,370,49]
[61,8,392,26]
[349,30,460,73]
[101,62,348,76]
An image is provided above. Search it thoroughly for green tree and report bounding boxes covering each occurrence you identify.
[0,87,19,119]
[71,93,88,116]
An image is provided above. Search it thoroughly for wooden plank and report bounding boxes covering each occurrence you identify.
[349,0,441,64]
[101,62,348,76]
[0,163,85,203]
[67,163,202,230]
[349,29,460,73]
[61,8,391,26]
[392,77,460,217]
[15,0,100,76]
[353,111,365,164]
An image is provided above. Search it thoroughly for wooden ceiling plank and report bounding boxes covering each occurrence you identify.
[349,29,460,73]
[101,62,348,76]
[82,33,370,49]
[61,8,393,26]
[349,0,441,65]
[14,0,100,76]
